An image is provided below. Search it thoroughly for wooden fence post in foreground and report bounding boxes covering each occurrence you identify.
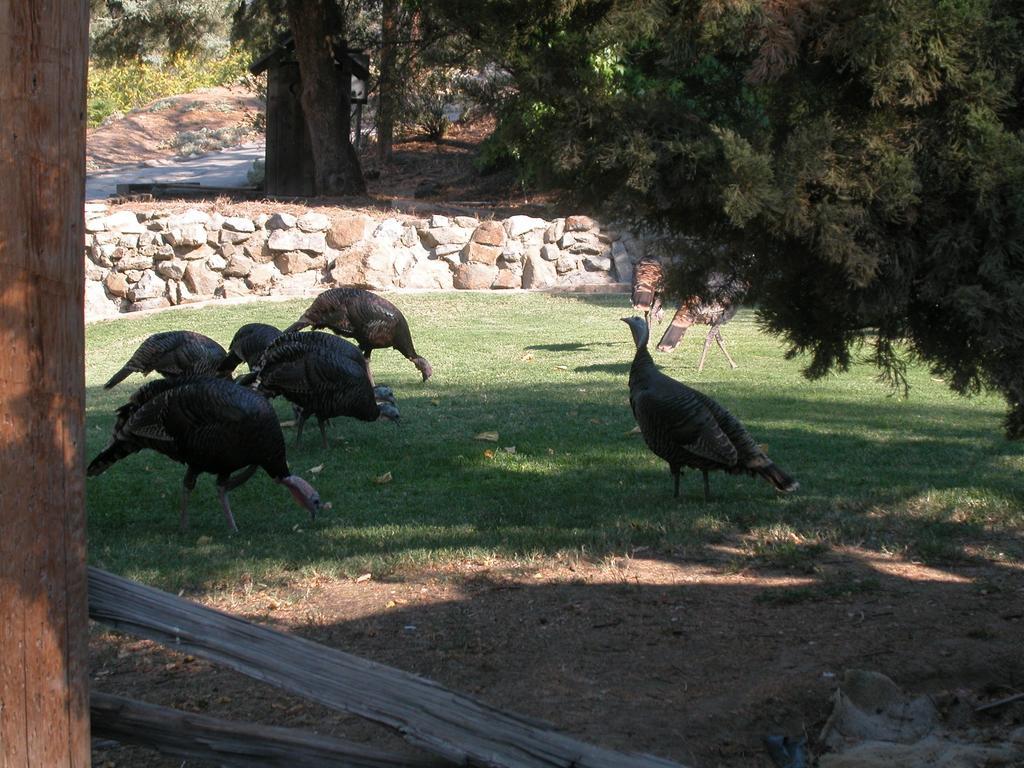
[0,2,91,765]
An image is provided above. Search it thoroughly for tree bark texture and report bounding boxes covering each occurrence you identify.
[376,0,398,162]
[286,0,366,196]
[0,1,90,766]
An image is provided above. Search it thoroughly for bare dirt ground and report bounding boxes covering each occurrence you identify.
[88,85,262,170]
[87,94,1024,768]
[91,551,1024,767]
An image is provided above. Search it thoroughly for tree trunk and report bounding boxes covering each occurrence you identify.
[0,1,91,766]
[285,0,366,196]
[376,0,398,163]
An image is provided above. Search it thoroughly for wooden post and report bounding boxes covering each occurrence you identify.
[0,1,90,766]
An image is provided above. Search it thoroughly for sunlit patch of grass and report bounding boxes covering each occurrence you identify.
[85,293,1024,591]
[742,524,828,572]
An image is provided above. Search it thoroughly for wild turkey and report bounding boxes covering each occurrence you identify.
[631,256,665,328]
[250,331,400,447]
[218,323,282,377]
[656,274,748,371]
[104,330,227,389]
[87,376,321,532]
[623,316,798,499]
[284,287,433,382]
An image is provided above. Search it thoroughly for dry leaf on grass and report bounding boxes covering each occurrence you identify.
[474,431,499,442]
[521,352,534,362]
[307,464,324,475]
[373,471,393,485]
[554,364,568,370]
[503,446,516,454]
[355,573,372,583]
[483,449,495,459]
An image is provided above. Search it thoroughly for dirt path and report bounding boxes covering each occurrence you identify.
[87,85,261,170]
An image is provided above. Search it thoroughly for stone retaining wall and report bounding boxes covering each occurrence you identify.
[84,204,645,321]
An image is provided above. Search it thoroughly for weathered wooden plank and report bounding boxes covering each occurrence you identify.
[0,2,90,766]
[91,692,449,767]
[88,567,686,768]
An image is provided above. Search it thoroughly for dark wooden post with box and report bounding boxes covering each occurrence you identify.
[250,38,368,197]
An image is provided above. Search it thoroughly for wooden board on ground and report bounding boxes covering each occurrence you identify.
[91,692,449,768]
[88,567,685,768]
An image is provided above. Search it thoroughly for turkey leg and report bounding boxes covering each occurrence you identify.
[216,465,258,533]
[714,327,738,369]
[179,467,199,532]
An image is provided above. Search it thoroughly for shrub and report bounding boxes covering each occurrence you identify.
[87,50,251,127]
[165,125,251,157]
[399,69,459,140]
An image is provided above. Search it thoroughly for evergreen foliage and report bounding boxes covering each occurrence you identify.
[429,0,1024,437]
[90,0,234,62]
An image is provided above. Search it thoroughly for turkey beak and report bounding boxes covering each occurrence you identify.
[415,358,433,382]
[280,475,320,521]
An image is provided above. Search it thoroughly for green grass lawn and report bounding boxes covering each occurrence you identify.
[85,292,1024,591]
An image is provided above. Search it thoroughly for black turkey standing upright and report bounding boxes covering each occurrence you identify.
[250,331,400,447]
[623,316,798,499]
[284,287,433,382]
[631,257,665,328]
[104,330,227,389]
[87,376,320,532]
[656,274,748,371]
[218,323,283,377]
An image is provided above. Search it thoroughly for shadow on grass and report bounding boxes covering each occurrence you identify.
[545,292,632,310]
[524,341,624,352]
[85,375,1024,591]
[574,362,632,375]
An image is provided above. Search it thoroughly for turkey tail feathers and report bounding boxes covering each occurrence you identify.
[759,462,799,493]
[656,305,697,352]
[632,287,656,313]
[87,441,136,476]
[656,321,689,352]
[103,367,134,390]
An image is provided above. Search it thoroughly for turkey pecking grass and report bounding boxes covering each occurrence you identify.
[284,287,433,383]
[87,376,321,532]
